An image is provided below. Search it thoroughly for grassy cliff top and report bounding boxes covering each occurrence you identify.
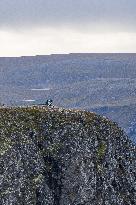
[0,106,123,156]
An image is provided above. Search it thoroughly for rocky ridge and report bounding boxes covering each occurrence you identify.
[0,106,136,205]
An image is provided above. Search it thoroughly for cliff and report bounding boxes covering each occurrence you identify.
[0,106,135,205]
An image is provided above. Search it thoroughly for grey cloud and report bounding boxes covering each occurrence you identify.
[0,0,136,31]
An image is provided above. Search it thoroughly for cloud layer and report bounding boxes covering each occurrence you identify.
[0,0,136,31]
[0,0,136,56]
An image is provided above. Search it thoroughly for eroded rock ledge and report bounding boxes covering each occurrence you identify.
[0,106,136,205]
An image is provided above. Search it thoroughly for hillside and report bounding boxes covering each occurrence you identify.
[93,104,136,143]
[0,106,135,205]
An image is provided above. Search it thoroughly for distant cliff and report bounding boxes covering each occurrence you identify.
[0,106,135,205]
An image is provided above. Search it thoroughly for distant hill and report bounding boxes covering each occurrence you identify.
[0,106,136,204]
[0,53,136,142]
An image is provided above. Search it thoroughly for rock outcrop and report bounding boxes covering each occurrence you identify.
[0,106,135,205]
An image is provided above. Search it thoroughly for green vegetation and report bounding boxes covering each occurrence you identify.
[0,137,12,156]
[97,142,107,160]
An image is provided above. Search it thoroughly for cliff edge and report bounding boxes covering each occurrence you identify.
[0,106,135,205]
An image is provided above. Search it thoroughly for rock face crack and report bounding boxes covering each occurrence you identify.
[43,156,62,205]
[36,135,63,205]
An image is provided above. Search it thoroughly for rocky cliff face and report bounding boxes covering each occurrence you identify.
[0,107,135,205]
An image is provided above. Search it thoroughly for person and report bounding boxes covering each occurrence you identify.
[45,99,53,106]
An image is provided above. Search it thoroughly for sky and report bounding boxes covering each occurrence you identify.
[0,0,136,56]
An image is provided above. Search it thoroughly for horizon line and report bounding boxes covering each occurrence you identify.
[0,52,136,58]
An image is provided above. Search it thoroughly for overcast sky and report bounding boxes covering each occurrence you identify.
[0,0,136,56]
